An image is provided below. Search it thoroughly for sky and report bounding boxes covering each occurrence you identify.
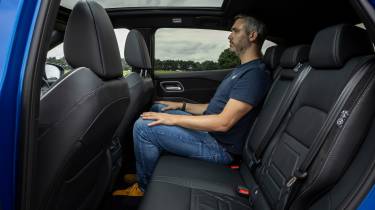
[47,28,276,62]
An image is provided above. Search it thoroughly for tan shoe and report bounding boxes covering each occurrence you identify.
[123,174,137,184]
[112,183,144,197]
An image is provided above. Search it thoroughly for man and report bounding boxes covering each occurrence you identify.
[114,15,271,196]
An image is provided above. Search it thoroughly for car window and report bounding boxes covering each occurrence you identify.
[155,28,237,74]
[46,28,130,76]
[154,28,277,74]
[261,40,277,54]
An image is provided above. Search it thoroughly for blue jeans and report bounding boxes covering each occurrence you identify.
[133,103,233,190]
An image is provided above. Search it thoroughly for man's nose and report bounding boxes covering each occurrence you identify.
[228,33,232,40]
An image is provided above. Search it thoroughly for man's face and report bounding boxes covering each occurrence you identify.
[228,19,253,55]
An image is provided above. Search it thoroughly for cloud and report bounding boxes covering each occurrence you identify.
[155,28,230,62]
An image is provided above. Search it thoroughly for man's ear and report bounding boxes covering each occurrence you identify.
[248,31,258,42]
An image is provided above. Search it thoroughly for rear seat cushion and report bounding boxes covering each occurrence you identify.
[150,155,244,197]
[142,156,272,210]
[140,181,252,210]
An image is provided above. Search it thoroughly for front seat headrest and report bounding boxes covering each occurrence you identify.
[64,0,123,79]
[125,29,152,69]
[309,24,374,69]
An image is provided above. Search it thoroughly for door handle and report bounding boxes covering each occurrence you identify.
[165,86,182,91]
[160,81,184,92]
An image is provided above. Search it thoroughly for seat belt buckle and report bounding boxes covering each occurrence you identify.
[294,170,308,179]
[286,170,308,188]
[236,185,251,197]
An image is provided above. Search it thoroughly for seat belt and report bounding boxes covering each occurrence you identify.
[278,59,375,210]
[249,64,311,169]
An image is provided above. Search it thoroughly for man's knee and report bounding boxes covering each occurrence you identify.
[133,118,149,134]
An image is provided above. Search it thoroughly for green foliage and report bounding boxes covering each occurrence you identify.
[155,59,199,71]
[123,70,131,77]
[218,48,240,69]
[46,57,71,71]
[201,60,220,70]
[154,48,239,72]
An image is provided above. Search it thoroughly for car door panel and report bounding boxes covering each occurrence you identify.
[155,69,232,103]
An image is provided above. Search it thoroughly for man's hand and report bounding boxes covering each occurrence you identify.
[141,112,177,126]
[155,101,183,111]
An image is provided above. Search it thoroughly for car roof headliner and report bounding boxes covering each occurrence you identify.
[55,0,359,45]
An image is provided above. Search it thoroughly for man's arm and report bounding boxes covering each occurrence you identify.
[185,103,208,115]
[155,101,208,115]
[142,99,253,132]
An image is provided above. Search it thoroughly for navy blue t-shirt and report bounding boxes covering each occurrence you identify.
[205,59,271,154]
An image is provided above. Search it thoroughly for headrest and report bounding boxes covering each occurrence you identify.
[125,30,152,69]
[64,1,122,79]
[280,45,310,68]
[309,24,374,69]
[263,46,286,71]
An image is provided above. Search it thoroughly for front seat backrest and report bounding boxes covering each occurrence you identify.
[115,29,152,143]
[125,29,154,109]
[35,1,130,210]
[112,30,154,167]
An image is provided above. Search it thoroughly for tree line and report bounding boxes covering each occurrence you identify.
[46,48,240,71]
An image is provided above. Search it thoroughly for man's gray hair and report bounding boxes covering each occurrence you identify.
[234,15,267,47]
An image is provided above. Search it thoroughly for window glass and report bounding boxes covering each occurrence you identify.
[61,0,224,9]
[155,28,278,74]
[155,28,239,74]
[46,43,69,73]
[46,28,130,76]
[261,40,277,54]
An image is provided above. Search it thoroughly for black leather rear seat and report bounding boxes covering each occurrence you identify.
[139,24,375,210]
[141,45,311,201]
[139,44,311,210]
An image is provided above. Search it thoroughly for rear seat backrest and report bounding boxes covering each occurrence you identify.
[244,45,310,165]
[263,46,286,79]
[290,25,375,210]
[246,24,374,210]
[309,83,375,209]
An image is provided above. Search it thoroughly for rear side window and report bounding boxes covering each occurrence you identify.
[154,28,277,74]
[154,28,239,73]
[261,40,277,54]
